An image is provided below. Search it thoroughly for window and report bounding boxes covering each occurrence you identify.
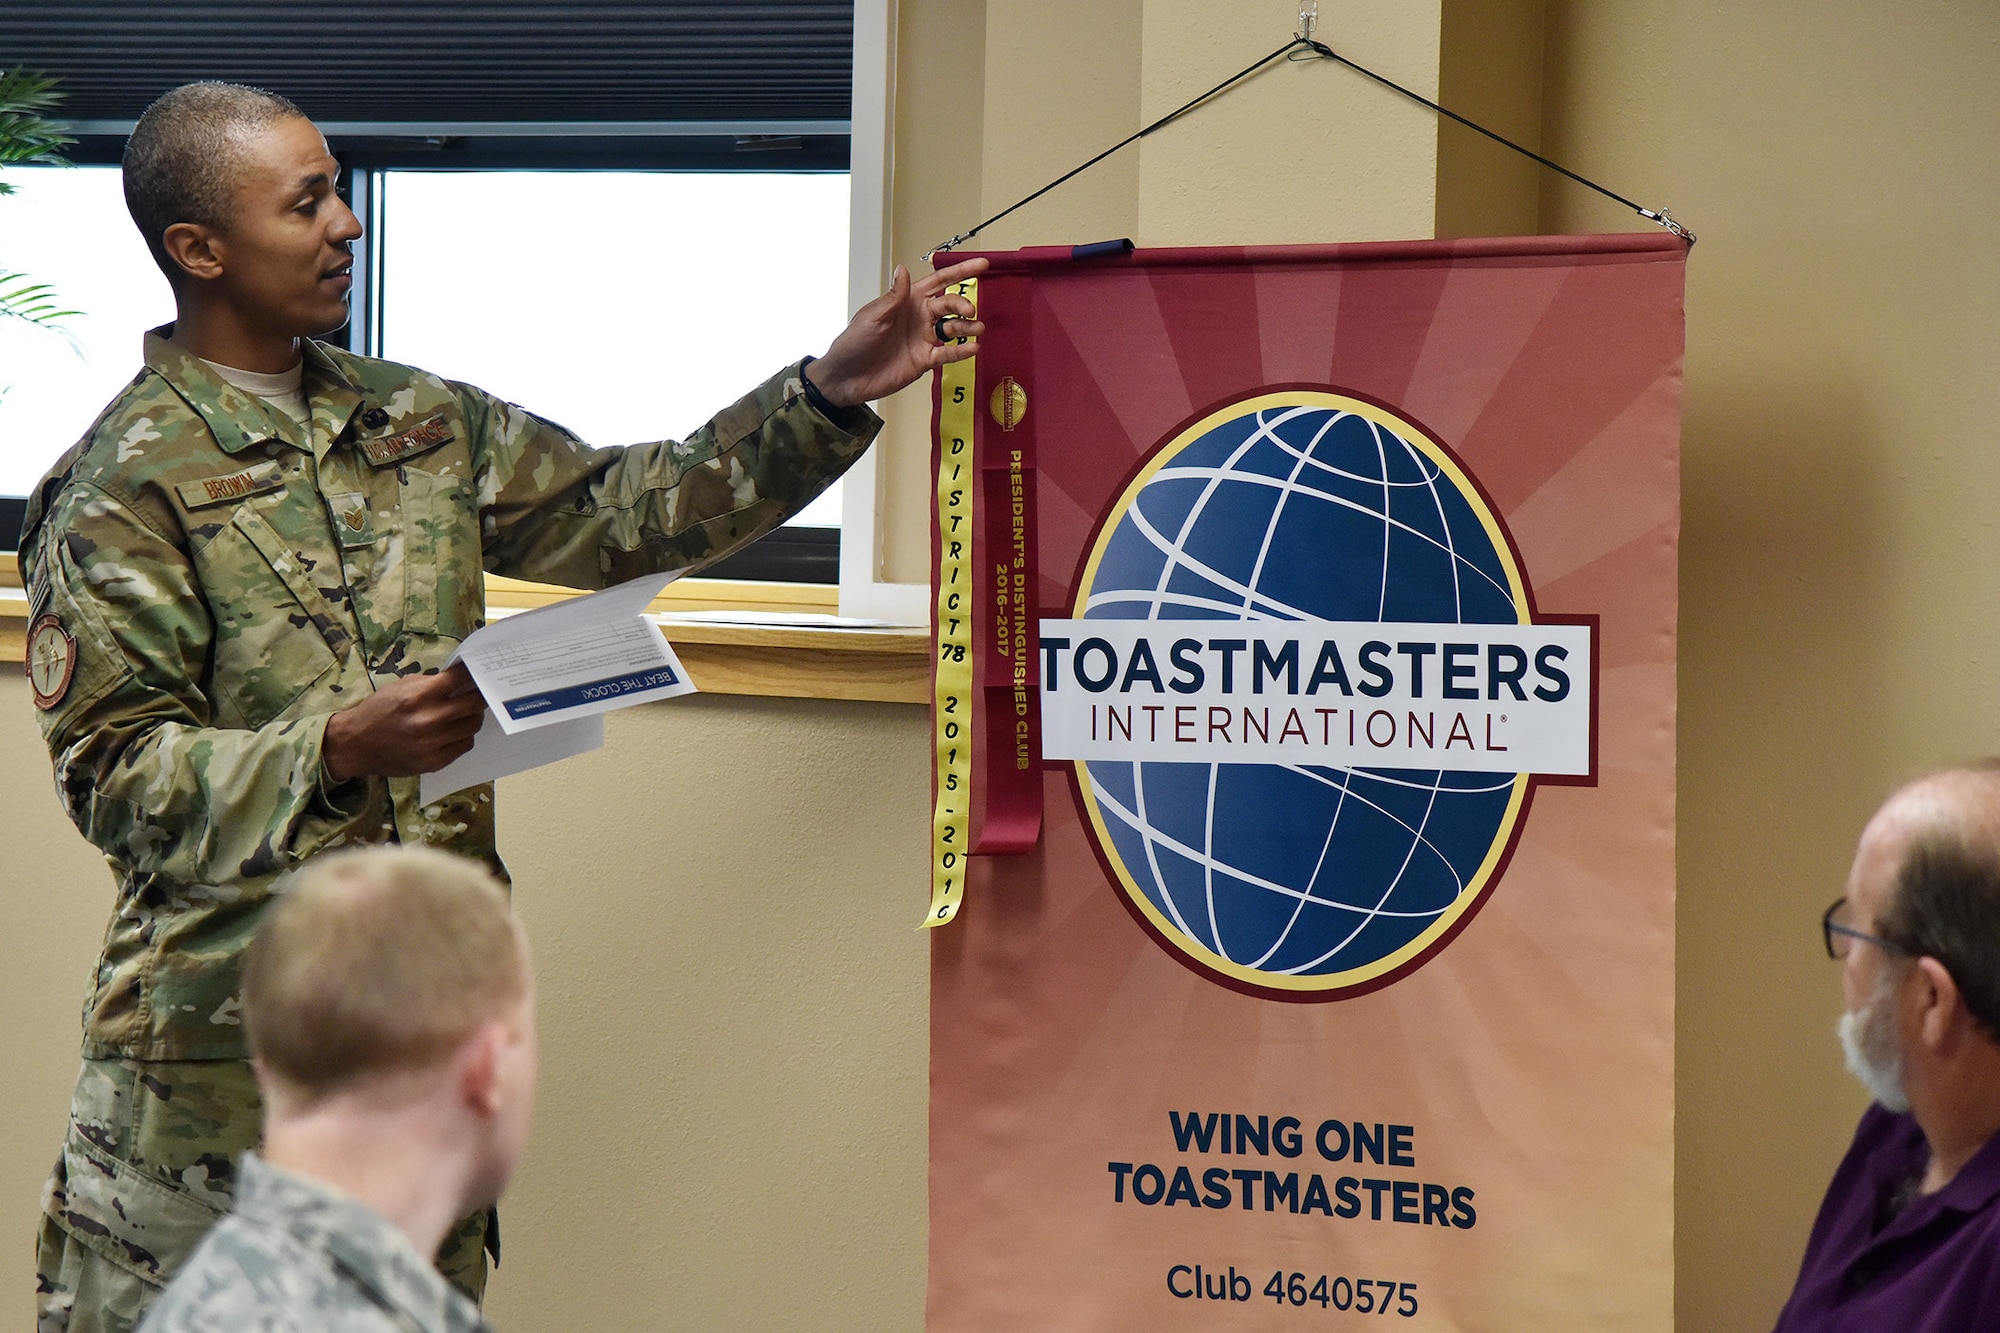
[0,0,895,599]
[0,153,852,581]
[374,169,851,532]
[0,164,173,505]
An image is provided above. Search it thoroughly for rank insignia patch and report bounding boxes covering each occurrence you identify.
[325,491,374,547]
[26,612,76,711]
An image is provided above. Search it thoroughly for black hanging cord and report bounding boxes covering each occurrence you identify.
[1293,39,1690,243]
[927,34,1690,259]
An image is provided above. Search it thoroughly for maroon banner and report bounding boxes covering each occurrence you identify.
[930,234,1686,1330]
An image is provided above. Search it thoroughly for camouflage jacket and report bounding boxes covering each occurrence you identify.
[137,1153,493,1333]
[21,331,878,1061]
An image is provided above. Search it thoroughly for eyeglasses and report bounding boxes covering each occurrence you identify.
[1822,897,1910,961]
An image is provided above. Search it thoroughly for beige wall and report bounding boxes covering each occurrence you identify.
[1436,0,1544,239]
[480,693,934,1330]
[0,675,115,1313]
[1538,2,2000,1327]
[6,2,1999,1329]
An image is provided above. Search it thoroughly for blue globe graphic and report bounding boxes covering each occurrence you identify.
[1078,395,1527,994]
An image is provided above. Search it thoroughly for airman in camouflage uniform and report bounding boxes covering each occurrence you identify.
[137,1154,494,1333]
[23,79,982,1333]
[25,330,877,1329]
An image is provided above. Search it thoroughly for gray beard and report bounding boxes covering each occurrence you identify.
[1838,969,1911,1114]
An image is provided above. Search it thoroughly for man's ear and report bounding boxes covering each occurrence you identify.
[248,1055,289,1116]
[161,221,225,283]
[1914,956,1966,1051]
[457,1021,507,1117]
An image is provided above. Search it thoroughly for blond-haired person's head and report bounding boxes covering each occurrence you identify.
[248,846,526,1094]
[244,846,537,1235]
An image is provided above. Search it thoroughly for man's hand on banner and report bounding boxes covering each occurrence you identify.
[804,257,988,408]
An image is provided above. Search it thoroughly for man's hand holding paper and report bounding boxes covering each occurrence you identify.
[323,664,489,782]
[386,572,699,803]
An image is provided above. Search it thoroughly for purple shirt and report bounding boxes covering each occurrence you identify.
[1773,1104,2000,1333]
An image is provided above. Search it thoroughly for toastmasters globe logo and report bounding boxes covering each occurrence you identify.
[1042,391,1595,999]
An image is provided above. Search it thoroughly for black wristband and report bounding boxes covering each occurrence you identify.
[799,356,871,430]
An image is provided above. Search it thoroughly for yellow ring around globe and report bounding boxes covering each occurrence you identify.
[1069,389,1535,997]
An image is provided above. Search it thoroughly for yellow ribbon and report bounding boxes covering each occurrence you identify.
[926,277,979,928]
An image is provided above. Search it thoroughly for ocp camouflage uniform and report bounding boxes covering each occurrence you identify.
[21,330,878,1332]
[137,1153,493,1332]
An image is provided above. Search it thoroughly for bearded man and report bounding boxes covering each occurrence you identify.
[1774,766,2000,1331]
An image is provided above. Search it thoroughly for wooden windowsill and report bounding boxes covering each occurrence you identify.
[2,555,931,705]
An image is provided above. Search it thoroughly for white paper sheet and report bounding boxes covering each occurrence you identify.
[455,572,697,735]
[420,712,605,805]
[417,571,700,802]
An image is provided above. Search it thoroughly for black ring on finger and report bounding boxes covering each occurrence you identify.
[934,315,954,343]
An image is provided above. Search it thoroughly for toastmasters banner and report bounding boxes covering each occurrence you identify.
[928,235,1685,1331]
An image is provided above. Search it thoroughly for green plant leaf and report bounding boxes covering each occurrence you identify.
[0,71,81,356]
[0,268,83,354]
[0,67,73,191]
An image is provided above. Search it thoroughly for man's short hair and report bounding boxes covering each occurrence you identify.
[245,847,525,1099]
[122,80,307,281]
[1878,769,2000,1037]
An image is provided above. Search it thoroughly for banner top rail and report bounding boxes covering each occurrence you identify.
[950,231,1691,274]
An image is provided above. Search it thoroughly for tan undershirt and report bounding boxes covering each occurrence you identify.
[201,356,310,427]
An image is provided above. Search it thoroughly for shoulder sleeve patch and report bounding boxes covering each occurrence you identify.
[25,613,77,710]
